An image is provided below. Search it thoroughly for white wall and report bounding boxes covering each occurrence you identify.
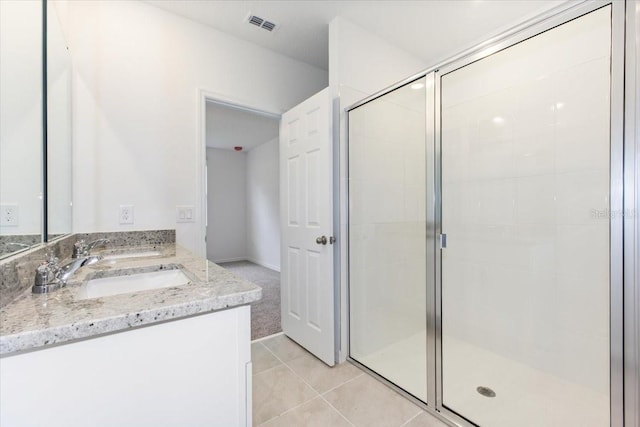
[246,138,280,271]
[54,0,327,254]
[329,16,427,96]
[206,140,280,270]
[206,148,246,263]
[0,0,42,236]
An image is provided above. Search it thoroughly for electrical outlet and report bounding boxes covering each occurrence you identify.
[176,205,195,223]
[119,205,134,225]
[0,205,18,226]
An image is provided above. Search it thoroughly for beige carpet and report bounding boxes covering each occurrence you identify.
[218,261,281,340]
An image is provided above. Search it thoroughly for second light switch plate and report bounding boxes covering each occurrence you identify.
[176,206,195,223]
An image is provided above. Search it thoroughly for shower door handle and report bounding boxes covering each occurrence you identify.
[316,236,328,245]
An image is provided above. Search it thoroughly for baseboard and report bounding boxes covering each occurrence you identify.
[251,331,284,343]
[212,256,248,264]
[246,258,281,272]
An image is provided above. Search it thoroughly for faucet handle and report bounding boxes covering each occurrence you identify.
[34,260,60,288]
[44,251,59,265]
[72,240,88,258]
[87,238,110,251]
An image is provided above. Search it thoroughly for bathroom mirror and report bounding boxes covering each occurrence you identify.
[46,0,73,242]
[0,0,74,260]
[0,0,44,259]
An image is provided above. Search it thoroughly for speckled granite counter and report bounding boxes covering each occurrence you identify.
[0,244,261,356]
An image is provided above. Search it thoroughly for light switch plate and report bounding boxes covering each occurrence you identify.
[176,205,195,223]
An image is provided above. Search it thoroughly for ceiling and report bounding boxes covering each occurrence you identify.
[206,102,279,151]
[145,0,568,71]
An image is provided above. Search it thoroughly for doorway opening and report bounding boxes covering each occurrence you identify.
[204,99,281,340]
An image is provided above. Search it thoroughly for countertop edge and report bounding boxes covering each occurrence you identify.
[0,287,261,356]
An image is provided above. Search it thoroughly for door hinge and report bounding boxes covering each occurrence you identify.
[439,233,447,249]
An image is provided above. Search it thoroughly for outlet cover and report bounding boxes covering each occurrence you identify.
[176,205,195,223]
[0,204,18,226]
[119,205,134,225]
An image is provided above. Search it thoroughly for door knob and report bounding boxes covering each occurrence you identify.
[316,236,328,245]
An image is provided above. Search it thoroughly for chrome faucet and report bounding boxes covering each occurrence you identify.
[72,238,110,258]
[33,254,102,294]
[58,256,102,283]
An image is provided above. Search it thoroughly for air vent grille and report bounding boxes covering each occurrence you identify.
[248,15,263,27]
[246,14,278,32]
[261,21,276,32]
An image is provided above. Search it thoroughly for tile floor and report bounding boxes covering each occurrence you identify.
[252,334,448,427]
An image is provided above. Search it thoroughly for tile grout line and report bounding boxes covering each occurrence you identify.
[252,360,284,377]
[259,337,357,426]
[256,397,322,426]
[262,337,362,397]
[258,337,427,427]
[252,342,284,376]
[257,339,320,425]
[320,371,364,395]
[399,410,422,427]
[320,366,422,427]
[278,358,356,427]
[317,394,357,427]
[259,333,436,427]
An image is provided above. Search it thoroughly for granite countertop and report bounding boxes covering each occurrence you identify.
[0,244,262,356]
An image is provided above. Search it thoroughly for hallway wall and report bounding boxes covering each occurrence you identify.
[206,148,247,262]
[207,139,280,270]
[246,138,280,271]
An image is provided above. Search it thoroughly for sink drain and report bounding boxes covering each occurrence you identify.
[476,386,496,398]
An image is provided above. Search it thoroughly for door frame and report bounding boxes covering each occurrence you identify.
[343,1,631,426]
[196,89,281,258]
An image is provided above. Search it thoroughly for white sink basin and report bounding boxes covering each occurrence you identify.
[102,251,162,261]
[76,268,190,300]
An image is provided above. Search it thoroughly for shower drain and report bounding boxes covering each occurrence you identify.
[476,386,496,398]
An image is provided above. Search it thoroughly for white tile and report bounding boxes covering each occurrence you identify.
[553,58,610,129]
[554,117,610,174]
[555,170,609,225]
[555,223,609,284]
[477,179,517,226]
[513,124,555,177]
[515,175,556,225]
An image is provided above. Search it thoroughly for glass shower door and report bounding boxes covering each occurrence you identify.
[348,76,429,402]
[440,6,612,426]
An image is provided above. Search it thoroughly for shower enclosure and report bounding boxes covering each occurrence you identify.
[347,2,624,426]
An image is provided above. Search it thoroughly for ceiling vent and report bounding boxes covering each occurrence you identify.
[246,13,278,32]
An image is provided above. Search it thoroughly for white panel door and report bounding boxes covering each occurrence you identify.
[280,88,335,366]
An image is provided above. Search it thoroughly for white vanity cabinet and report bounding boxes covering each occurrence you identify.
[0,305,252,427]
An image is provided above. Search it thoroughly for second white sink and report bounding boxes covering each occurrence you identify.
[76,268,190,300]
[101,251,162,261]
